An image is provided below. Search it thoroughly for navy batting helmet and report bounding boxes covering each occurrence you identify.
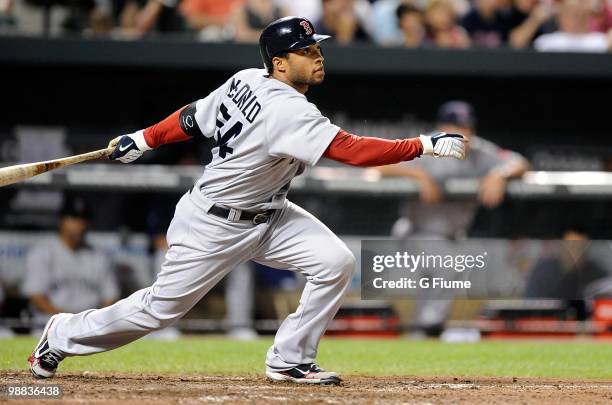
[437,101,476,128]
[259,16,331,73]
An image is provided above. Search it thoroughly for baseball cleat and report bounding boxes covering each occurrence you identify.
[28,314,66,379]
[266,363,342,385]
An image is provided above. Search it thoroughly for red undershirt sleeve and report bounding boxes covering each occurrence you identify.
[323,129,424,167]
[143,106,192,149]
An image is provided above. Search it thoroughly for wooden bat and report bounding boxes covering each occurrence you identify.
[0,147,115,187]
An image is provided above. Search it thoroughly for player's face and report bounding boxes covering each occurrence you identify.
[60,216,88,250]
[286,44,326,86]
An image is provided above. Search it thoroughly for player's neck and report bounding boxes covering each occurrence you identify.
[270,72,309,94]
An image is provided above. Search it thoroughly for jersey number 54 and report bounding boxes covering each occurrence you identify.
[215,103,244,159]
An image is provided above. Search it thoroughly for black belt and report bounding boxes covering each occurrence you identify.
[208,204,276,225]
[189,186,276,224]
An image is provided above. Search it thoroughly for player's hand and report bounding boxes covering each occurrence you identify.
[108,130,152,164]
[419,132,467,160]
[417,175,442,204]
[530,4,552,25]
[478,171,507,208]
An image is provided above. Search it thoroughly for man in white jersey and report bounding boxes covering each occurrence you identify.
[29,16,467,385]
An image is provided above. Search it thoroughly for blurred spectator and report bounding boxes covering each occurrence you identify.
[87,4,114,37]
[115,0,183,38]
[1,1,69,36]
[352,0,376,39]
[10,0,94,36]
[525,229,609,320]
[372,0,406,45]
[587,0,612,33]
[449,0,471,17]
[534,0,611,53]
[423,0,470,48]
[54,1,98,35]
[0,0,16,32]
[0,276,13,338]
[507,0,556,49]
[22,195,118,327]
[274,0,322,22]
[396,2,426,47]
[313,0,371,44]
[85,1,184,38]
[461,0,510,48]
[180,0,243,41]
[232,0,284,43]
[378,100,529,238]
[372,0,469,46]
[377,101,528,333]
[225,262,258,340]
[0,277,4,313]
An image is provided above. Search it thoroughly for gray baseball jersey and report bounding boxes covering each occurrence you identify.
[22,237,118,315]
[193,68,340,211]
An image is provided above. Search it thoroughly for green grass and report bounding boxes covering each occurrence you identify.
[2,337,611,379]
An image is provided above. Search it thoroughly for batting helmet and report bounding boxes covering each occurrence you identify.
[259,16,331,73]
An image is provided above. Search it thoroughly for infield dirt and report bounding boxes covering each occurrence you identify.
[2,371,612,404]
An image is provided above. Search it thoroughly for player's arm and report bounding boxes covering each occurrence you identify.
[479,149,529,208]
[268,99,465,166]
[30,294,64,315]
[23,244,62,314]
[489,151,530,180]
[108,102,211,163]
[377,164,442,204]
[323,130,467,166]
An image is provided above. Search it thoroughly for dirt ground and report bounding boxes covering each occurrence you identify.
[1,371,611,404]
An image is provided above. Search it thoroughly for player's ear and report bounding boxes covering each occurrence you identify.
[272,56,287,74]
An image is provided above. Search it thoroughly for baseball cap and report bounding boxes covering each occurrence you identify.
[437,101,476,127]
[60,195,91,219]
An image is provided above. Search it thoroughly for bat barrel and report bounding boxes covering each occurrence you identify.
[0,147,114,188]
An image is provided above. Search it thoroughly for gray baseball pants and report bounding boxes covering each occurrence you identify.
[48,189,355,370]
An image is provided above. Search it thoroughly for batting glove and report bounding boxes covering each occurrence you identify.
[108,130,152,163]
[419,132,467,160]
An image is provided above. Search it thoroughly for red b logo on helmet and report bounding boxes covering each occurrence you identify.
[300,20,313,35]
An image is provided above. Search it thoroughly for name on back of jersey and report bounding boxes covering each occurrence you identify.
[227,78,262,123]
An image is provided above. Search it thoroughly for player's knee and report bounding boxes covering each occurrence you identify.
[321,248,356,282]
[155,316,178,330]
[145,310,181,330]
[141,288,186,330]
[339,250,357,281]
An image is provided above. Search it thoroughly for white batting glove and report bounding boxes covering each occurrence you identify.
[419,132,467,160]
[108,130,152,164]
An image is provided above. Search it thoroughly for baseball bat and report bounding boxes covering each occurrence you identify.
[0,147,115,187]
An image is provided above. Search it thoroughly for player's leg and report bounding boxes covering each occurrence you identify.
[254,201,356,384]
[409,236,459,336]
[225,261,257,340]
[30,192,258,377]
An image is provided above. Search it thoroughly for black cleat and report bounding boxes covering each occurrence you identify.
[28,314,66,379]
[266,363,342,385]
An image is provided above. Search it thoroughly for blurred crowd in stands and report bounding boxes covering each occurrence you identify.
[0,0,611,52]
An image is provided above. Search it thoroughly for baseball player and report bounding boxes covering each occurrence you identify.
[378,101,529,335]
[28,16,467,385]
[23,196,118,329]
